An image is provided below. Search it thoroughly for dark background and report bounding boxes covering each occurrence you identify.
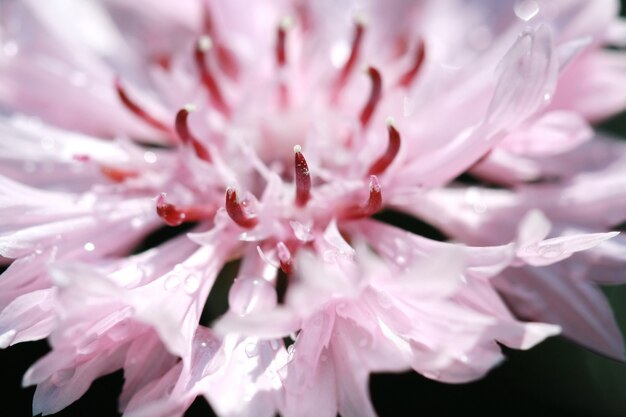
[2,3,626,416]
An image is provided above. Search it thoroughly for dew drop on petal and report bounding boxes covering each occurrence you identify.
[514,0,539,22]
[51,368,76,387]
[289,221,314,242]
[83,242,95,252]
[228,277,277,316]
[143,151,157,164]
[287,344,296,359]
[183,274,200,294]
[164,274,181,291]
[245,343,259,358]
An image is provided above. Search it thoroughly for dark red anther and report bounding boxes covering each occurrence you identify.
[175,106,211,162]
[397,38,425,88]
[359,67,382,128]
[225,188,259,229]
[156,193,186,226]
[101,166,139,183]
[331,18,366,102]
[342,176,383,219]
[294,145,311,207]
[275,17,292,67]
[156,193,215,226]
[276,241,293,274]
[114,77,172,134]
[194,37,232,117]
[368,118,401,176]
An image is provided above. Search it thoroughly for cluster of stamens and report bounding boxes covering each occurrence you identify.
[105,12,425,274]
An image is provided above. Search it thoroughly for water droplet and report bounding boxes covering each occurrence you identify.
[287,344,296,359]
[460,355,469,363]
[0,329,17,348]
[245,343,259,358]
[538,243,563,259]
[395,255,407,266]
[514,0,539,22]
[289,221,314,242]
[83,242,95,252]
[143,151,157,164]
[51,368,76,386]
[228,277,277,315]
[183,275,200,294]
[164,274,181,291]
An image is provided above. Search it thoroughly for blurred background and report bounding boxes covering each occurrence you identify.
[2,2,626,416]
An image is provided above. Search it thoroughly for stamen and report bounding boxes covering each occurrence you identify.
[175,105,211,162]
[397,38,426,88]
[156,193,186,226]
[114,77,172,134]
[156,193,215,226]
[368,117,401,176]
[194,36,231,117]
[342,176,383,219]
[276,241,293,274]
[294,145,311,207]
[201,3,240,80]
[100,166,139,183]
[331,18,366,102]
[276,17,293,67]
[225,188,259,229]
[359,66,382,128]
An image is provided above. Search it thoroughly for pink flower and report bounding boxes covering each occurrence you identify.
[1,0,626,416]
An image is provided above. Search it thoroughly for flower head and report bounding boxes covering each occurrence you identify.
[1,0,626,416]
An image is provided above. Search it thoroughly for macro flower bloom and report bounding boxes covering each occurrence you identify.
[1,0,626,416]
